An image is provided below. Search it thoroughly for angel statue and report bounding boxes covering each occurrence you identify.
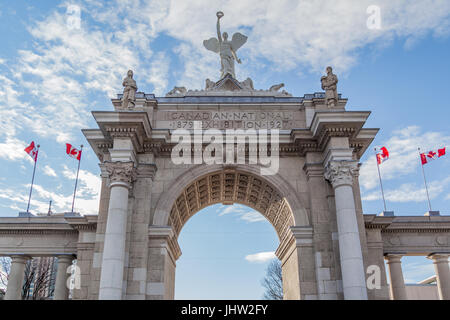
[203,11,247,79]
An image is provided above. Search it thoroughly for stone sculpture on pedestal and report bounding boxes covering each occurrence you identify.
[121,70,137,109]
[321,66,339,108]
[203,11,248,79]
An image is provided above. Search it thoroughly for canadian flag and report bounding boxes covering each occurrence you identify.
[66,143,82,161]
[420,147,446,165]
[376,146,389,165]
[24,141,39,162]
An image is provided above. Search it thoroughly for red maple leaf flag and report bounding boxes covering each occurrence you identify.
[421,147,446,165]
[66,143,82,161]
[376,146,389,165]
[24,141,39,162]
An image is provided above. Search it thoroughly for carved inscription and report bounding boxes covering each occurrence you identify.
[166,111,294,129]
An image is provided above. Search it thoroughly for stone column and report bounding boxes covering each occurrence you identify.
[324,161,368,300]
[275,227,317,300]
[385,254,407,300]
[4,255,30,300]
[428,254,450,300]
[99,161,136,300]
[146,226,181,300]
[54,255,74,300]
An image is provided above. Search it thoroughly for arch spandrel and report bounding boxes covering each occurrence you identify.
[152,164,310,242]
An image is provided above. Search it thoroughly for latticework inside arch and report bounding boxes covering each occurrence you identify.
[168,171,294,241]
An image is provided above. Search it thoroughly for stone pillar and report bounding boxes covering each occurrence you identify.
[324,161,368,300]
[54,255,74,300]
[428,254,450,300]
[304,160,341,300]
[365,229,390,300]
[146,226,181,300]
[4,255,30,300]
[125,164,157,300]
[99,161,136,300]
[385,254,407,300]
[276,227,317,300]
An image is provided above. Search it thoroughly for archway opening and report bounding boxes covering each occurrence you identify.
[151,166,310,300]
[174,203,280,299]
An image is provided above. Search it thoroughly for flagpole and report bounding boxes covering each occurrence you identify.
[71,145,83,213]
[418,147,432,212]
[375,148,387,212]
[26,145,40,213]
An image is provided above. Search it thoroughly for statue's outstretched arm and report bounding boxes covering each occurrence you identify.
[217,18,222,43]
[231,49,241,63]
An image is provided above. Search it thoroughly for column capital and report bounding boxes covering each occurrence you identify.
[104,161,136,188]
[385,254,404,264]
[10,255,31,264]
[324,160,358,188]
[56,254,75,263]
[427,253,450,263]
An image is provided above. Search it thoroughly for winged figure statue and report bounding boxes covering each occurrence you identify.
[203,11,247,79]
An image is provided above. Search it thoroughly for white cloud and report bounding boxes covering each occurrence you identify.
[1,2,450,155]
[402,261,435,284]
[218,204,266,223]
[153,0,450,85]
[43,165,57,177]
[218,205,240,216]
[363,177,450,203]
[147,51,171,96]
[0,164,101,215]
[240,211,266,223]
[0,137,30,162]
[62,165,101,199]
[245,251,276,263]
[359,126,450,191]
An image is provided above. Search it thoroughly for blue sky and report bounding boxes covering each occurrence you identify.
[0,1,450,298]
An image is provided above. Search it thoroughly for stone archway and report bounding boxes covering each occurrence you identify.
[147,164,315,300]
[153,164,310,235]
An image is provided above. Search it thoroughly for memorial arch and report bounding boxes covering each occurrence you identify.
[1,77,450,300]
[1,12,450,300]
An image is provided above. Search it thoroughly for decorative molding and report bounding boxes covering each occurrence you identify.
[148,226,182,262]
[70,224,97,231]
[0,229,78,235]
[137,163,158,180]
[317,127,356,149]
[303,163,325,179]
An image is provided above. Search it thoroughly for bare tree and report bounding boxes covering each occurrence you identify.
[0,257,10,299]
[22,257,56,300]
[0,256,56,300]
[261,259,283,300]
